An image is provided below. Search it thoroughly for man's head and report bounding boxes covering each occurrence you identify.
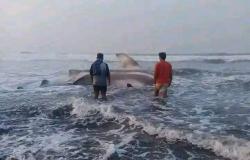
[158,52,166,60]
[97,53,104,60]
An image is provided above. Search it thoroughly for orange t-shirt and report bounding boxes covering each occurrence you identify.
[154,60,172,85]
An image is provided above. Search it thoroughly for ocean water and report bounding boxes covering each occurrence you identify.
[0,53,250,160]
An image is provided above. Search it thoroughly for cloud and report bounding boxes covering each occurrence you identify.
[0,0,249,53]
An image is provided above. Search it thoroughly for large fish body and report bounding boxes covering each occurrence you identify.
[68,54,154,87]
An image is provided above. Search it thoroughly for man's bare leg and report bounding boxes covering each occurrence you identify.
[161,90,168,98]
[101,91,107,101]
[93,86,99,99]
[154,88,159,96]
[94,90,99,99]
[155,84,160,96]
[161,85,168,97]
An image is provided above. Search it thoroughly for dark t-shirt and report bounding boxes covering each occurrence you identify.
[90,60,110,86]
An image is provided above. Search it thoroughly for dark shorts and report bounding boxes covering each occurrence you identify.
[93,85,107,93]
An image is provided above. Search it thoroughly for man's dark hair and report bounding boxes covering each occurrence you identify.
[97,53,104,59]
[158,52,166,60]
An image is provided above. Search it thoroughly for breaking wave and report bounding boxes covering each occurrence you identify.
[1,53,250,160]
[174,68,211,76]
[71,98,250,160]
[203,59,226,64]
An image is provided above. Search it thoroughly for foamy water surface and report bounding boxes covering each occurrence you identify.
[0,53,250,160]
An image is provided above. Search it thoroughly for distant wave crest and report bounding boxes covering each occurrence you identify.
[203,59,226,64]
[174,68,208,76]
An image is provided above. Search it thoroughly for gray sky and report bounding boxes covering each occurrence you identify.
[0,0,249,54]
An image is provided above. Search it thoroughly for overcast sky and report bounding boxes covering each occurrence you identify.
[0,0,249,54]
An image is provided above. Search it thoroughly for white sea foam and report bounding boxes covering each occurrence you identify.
[101,143,116,160]
[71,98,250,160]
[4,130,77,160]
[101,133,136,160]
[129,118,250,160]
[71,97,115,118]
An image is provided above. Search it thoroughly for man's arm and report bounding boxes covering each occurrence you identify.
[154,63,159,84]
[89,65,93,83]
[106,64,111,85]
[169,64,173,87]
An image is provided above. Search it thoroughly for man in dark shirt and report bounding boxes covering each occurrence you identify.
[90,53,111,100]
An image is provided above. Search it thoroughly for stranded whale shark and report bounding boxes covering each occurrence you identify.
[67,53,154,87]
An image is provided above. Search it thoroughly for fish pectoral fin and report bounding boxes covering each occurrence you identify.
[116,53,140,69]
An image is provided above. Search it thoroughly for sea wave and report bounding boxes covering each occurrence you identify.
[133,119,250,160]
[216,76,250,91]
[174,68,210,76]
[1,53,249,63]
[203,59,227,64]
[71,98,250,160]
[5,131,77,160]
[202,59,250,64]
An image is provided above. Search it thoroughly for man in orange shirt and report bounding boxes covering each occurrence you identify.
[154,52,172,97]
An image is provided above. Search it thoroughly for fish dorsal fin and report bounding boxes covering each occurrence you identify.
[116,53,140,69]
